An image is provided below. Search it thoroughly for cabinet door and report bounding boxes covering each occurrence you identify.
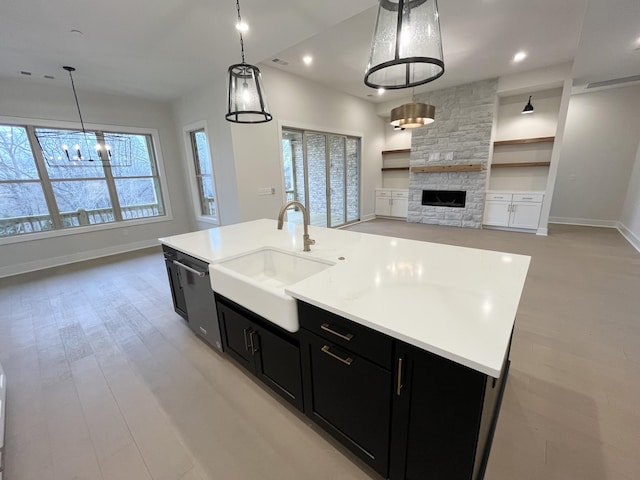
[390,197,408,218]
[375,196,391,216]
[254,326,304,411]
[217,302,255,372]
[483,201,511,226]
[509,202,542,229]
[302,331,391,476]
[390,342,486,480]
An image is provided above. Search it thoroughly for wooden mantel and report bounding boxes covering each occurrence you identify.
[410,164,483,173]
[493,137,555,147]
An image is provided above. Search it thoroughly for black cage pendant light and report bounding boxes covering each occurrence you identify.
[364,0,445,89]
[225,0,272,124]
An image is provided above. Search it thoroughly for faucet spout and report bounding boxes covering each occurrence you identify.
[277,201,315,252]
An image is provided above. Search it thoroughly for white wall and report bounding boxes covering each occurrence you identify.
[489,88,562,191]
[171,79,242,227]
[0,78,191,277]
[550,84,640,225]
[619,140,640,251]
[172,65,386,225]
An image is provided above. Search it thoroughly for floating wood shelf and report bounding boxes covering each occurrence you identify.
[493,137,555,146]
[381,167,410,172]
[491,162,551,169]
[410,164,482,173]
[382,148,411,155]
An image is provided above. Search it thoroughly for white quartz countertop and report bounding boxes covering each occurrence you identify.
[160,219,530,377]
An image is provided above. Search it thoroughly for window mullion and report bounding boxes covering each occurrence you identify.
[26,125,63,229]
[97,131,123,221]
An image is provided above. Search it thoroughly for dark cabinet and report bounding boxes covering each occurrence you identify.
[216,296,304,411]
[389,341,509,480]
[298,302,393,477]
[162,246,187,319]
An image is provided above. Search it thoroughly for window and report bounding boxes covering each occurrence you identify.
[0,122,167,239]
[188,129,218,221]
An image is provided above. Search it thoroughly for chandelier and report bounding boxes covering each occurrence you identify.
[34,66,132,167]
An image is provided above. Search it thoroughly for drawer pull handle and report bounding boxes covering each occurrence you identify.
[321,345,353,365]
[199,326,207,335]
[522,197,533,200]
[321,323,354,341]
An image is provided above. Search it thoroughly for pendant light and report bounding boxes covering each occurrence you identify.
[522,96,534,114]
[390,102,435,128]
[34,66,132,167]
[225,0,272,124]
[364,0,445,90]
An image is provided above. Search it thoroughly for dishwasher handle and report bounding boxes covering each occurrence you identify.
[172,259,206,278]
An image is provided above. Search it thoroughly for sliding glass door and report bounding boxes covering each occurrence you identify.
[282,128,360,228]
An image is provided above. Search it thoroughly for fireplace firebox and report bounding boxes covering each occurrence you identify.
[422,190,466,208]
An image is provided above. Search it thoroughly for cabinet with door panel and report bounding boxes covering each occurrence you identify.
[375,189,409,218]
[216,295,304,411]
[483,191,544,231]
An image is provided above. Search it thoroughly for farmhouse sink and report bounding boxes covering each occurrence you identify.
[209,247,334,332]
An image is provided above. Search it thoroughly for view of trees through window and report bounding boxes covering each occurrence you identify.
[0,123,165,238]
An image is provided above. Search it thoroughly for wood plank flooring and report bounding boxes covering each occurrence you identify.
[1,221,639,479]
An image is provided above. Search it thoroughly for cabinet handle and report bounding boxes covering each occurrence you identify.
[521,197,533,200]
[321,345,353,365]
[320,323,354,341]
[199,326,207,335]
[172,260,206,278]
[396,357,404,396]
[243,328,251,351]
[249,330,258,354]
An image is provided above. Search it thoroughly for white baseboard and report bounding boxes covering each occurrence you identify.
[536,227,548,236]
[0,239,159,279]
[548,217,618,228]
[617,222,640,253]
[362,213,376,222]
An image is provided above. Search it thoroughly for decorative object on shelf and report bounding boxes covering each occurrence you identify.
[225,0,272,124]
[364,0,445,89]
[34,66,132,167]
[390,102,435,128]
[522,95,534,114]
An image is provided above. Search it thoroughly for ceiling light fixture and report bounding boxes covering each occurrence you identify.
[364,0,445,90]
[378,87,385,95]
[522,95,534,114]
[225,0,272,124]
[235,21,248,32]
[303,55,313,65]
[390,102,435,128]
[34,66,132,167]
[513,51,527,62]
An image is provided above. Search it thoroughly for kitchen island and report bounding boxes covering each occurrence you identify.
[159,219,530,480]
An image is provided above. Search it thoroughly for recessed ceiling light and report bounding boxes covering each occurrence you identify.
[20,71,31,76]
[513,51,527,62]
[235,22,248,32]
[44,75,55,80]
[303,55,313,65]
[70,29,84,35]
[378,88,385,95]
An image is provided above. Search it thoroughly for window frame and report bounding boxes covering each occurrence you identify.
[183,121,220,225]
[0,115,173,245]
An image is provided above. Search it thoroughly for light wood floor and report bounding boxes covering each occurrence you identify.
[1,220,639,479]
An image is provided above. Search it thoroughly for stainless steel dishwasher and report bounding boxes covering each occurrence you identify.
[173,251,223,352]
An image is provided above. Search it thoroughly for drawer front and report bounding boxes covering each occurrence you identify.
[486,192,513,201]
[298,301,393,369]
[376,189,391,197]
[513,193,544,203]
[391,190,409,198]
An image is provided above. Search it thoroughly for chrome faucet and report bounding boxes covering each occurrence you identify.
[277,201,315,252]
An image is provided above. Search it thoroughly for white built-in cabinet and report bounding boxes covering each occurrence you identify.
[375,189,408,218]
[483,191,544,231]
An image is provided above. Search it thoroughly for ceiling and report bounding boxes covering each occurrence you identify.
[0,0,638,103]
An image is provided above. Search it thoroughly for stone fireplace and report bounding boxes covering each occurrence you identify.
[407,79,497,228]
